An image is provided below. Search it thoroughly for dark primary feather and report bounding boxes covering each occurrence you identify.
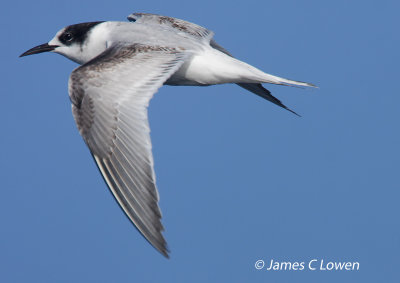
[237,83,300,116]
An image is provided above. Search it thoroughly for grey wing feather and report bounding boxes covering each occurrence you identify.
[128,13,214,41]
[69,43,188,257]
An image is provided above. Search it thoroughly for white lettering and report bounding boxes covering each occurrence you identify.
[309,259,317,270]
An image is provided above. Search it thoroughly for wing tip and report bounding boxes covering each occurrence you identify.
[92,154,170,258]
[150,234,170,258]
[160,247,170,259]
[286,107,301,117]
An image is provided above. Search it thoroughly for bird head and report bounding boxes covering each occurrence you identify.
[20,22,107,65]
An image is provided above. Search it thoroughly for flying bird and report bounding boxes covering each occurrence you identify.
[20,13,315,258]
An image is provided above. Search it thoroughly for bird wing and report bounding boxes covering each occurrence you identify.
[127,12,214,42]
[69,43,188,257]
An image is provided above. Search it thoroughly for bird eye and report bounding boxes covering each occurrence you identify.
[64,32,73,41]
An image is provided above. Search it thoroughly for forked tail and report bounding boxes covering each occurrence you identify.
[258,72,317,88]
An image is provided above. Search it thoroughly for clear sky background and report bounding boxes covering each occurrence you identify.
[1,0,399,282]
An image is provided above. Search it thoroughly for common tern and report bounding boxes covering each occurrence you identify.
[20,12,315,257]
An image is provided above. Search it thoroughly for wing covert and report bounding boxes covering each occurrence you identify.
[69,43,188,257]
[127,13,214,42]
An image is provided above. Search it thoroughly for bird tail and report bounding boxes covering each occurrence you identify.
[257,72,316,88]
[234,58,316,88]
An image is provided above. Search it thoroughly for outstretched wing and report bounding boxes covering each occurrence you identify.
[69,43,188,257]
[127,12,214,42]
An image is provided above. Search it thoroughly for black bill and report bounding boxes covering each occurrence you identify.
[19,43,58,57]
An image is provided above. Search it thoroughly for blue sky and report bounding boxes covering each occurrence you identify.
[1,0,399,282]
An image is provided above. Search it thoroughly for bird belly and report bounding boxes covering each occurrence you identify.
[166,49,256,86]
